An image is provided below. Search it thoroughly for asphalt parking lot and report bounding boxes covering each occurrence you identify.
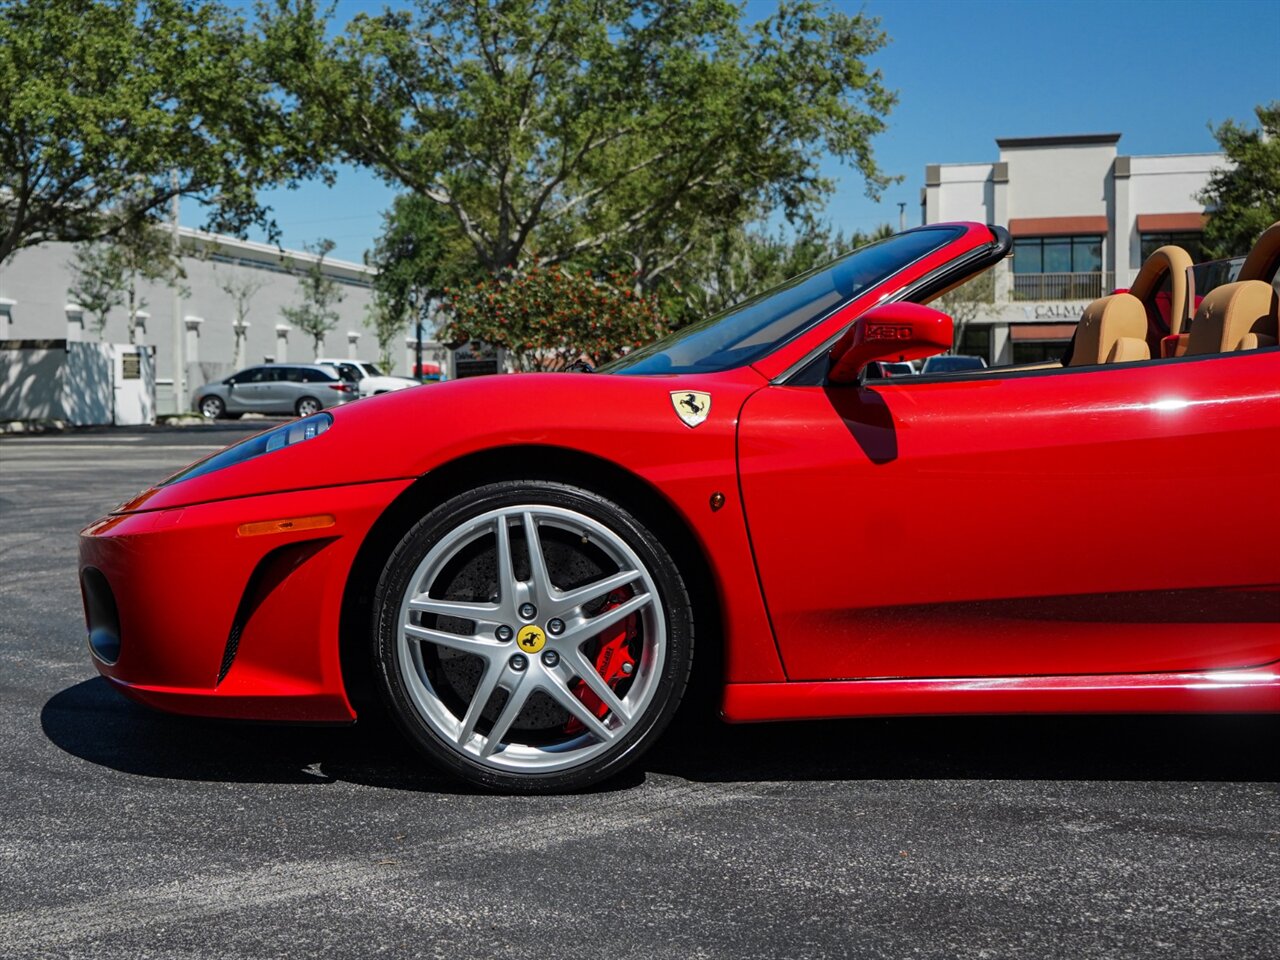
[1,423,1277,959]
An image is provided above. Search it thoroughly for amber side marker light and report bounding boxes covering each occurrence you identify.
[237,515,336,538]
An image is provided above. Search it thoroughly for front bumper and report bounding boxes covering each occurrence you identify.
[78,478,414,722]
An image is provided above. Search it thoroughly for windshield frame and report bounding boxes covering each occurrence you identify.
[601,225,967,376]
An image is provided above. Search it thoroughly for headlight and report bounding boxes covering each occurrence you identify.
[161,414,332,486]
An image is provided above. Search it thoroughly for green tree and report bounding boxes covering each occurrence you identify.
[933,269,995,353]
[1199,102,1280,258]
[366,193,485,355]
[0,0,330,265]
[265,0,896,289]
[66,223,185,342]
[68,242,127,339]
[363,296,405,374]
[216,269,266,334]
[668,221,872,321]
[281,239,344,357]
[114,222,186,344]
[442,268,667,372]
[213,264,266,366]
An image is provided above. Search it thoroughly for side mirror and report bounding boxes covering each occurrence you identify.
[224,378,236,387]
[828,302,954,384]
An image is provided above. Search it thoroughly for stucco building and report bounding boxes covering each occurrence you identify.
[0,228,379,412]
[922,133,1226,365]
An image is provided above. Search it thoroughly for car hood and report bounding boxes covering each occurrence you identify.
[116,369,767,513]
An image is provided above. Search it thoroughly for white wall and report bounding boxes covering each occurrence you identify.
[934,164,993,222]
[0,346,66,420]
[0,342,118,425]
[1126,153,1225,214]
[1119,153,1226,276]
[1001,142,1116,219]
[0,232,377,389]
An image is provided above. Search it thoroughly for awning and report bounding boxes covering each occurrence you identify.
[1136,212,1207,233]
[1010,323,1077,341]
[1008,216,1108,237]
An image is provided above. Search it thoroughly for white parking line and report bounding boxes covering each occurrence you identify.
[0,435,146,442]
[1,444,224,451]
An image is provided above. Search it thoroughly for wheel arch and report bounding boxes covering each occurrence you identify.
[337,444,723,720]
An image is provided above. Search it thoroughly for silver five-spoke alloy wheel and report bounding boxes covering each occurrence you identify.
[374,481,693,792]
[397,504,664,773]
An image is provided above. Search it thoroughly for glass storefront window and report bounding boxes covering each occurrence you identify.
[1013,241,1042,273]
[1140,231,1204,263]
[1077,239,1102,273]
[1043,240,1072,273]
[1013,236,1104,274]
[958,324,992,363]
[1012,340,1071,364]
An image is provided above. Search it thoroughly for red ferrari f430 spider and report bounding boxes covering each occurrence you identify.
[80,220,1280,791]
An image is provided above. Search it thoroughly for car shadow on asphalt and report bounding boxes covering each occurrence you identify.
[42,678,1279,794]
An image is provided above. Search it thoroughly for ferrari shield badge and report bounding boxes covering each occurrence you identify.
[671,390,711,428]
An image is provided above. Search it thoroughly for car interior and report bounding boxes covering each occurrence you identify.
[907,220,1280,379]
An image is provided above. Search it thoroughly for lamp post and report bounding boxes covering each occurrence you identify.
[412,286,426,382]
[170,173,185,412]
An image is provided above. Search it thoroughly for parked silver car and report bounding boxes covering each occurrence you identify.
[193,364,355,419]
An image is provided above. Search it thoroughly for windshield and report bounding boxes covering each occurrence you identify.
[364,363,384,376]
[602,226,964,375]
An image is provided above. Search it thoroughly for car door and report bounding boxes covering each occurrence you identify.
[261,366,304,413]
[225,367,269,412]
[737,350,1280,681]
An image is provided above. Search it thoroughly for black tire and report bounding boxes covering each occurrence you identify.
[295,396,322,417]
[198,395,225,420]
[372,480,694,793]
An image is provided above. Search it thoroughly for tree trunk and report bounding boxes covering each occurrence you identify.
[127,283,138,345]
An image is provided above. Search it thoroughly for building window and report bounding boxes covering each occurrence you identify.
[957,324,991,362]
[1012,235,1106,300]
[1140,231,1203,263]
[1013,236,1103,274]
[1012,340,1070,364]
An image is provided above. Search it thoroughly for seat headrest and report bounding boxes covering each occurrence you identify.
[1070,294,1148,366]
[1186,280,1277,355]
[1129,245,1194,335]
[1240,221,1280,283]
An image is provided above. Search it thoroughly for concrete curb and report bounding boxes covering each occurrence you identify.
[0,419,70,435]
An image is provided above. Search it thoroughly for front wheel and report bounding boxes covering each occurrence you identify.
[373,481,694,793]
[295,396,321,417]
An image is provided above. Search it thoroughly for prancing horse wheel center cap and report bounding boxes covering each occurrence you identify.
[516,624,546,654]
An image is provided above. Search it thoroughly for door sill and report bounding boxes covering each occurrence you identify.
[721,664,1280,722]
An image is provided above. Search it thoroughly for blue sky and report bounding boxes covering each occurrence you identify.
[202,0,1280,265]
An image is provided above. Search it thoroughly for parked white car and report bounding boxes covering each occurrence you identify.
[316,359,419,398]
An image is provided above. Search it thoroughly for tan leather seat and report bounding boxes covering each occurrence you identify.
[1069,294,1150,365]
[1183,221,1280,356]
[1185,280,1277,355]
[1069,245,1194,366]
[1130,244,1195,335]
[1239,221,1280,284]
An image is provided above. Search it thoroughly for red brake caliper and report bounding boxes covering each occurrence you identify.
[564,589,638,735]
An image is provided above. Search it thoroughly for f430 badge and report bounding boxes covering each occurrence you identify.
[671,390,711,428]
